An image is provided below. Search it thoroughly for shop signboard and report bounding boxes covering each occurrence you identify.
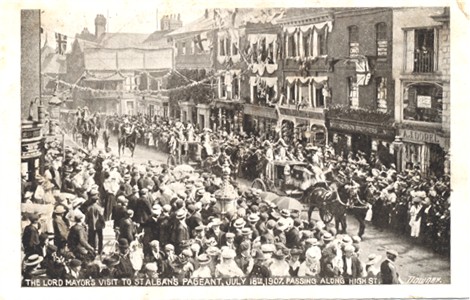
[417,95,432,108]
[329,119,395,138]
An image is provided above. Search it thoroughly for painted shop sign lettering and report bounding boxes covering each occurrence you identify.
[400,129,440,144]
[279,107,323,119]
[330,120,394,137]
[417,95,432,108]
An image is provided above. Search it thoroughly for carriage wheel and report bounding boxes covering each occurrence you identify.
[251,178,267,191]
[319,207,334,224]
[167,155,177,167]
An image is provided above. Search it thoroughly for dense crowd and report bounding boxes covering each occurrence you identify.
[20,112,450,285]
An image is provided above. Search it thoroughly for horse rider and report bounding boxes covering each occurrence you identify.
[120,118,134,138]
[200,128,214,158]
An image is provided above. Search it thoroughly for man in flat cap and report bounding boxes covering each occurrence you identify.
[380,249,400,284]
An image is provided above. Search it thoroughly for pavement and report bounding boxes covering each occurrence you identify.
[64,132,451,283]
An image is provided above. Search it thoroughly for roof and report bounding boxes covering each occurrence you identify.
[95,32,150,48]
[83,48,173,71]
[144,30,172,43]
[166,17,215,37]
[75,38,100,51]
[276,8,333,25]
[42,50,67,74]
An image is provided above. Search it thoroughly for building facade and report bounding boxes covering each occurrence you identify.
[392,7,450,176]
[326,8,396,164]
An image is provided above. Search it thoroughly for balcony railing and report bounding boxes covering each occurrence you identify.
[414,49,435,73]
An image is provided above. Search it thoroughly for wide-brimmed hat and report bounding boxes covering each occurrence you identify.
[176,208,187,220]
[54,205,66,214]
[305,238,320,247]
[305,248,320,260]
[322,232,334,242]
[233,218,246,229]
[342,235,353,244]
[206,246,221,256]
[241,227,253,236]
[386,249,399,258]
[275,219,289,232]
[225,232,235,239]
[365,254,382,266]
[145,263,158,272]
[272,249,287,260]
[290,248,303,256]
[209,218,222,227]
[248,213,260,223]
[280,209,290,218]
[24,254,43,267]
[197,254,211,265]
[260,244,276,253]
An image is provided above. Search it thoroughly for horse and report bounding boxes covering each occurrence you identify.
[118,129,139,157]
[90,124,99,148]
[303,181,369,238]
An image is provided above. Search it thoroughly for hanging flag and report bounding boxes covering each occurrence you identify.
[55,32,67,55]
[355,56,371,86]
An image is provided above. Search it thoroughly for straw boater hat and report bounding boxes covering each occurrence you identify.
[54,205,66,214]
[241,227,253,236]
[386,249,399,258]
[248,213,260,223]
[145,263,158,272]
[197,254,211,265]
[275,219,289,231]
[176,208,187,220]
[206,246,221,257]
[365,254,382,266]
[280,209,290,218]
[233,218,246,229]
[24,254,43,267]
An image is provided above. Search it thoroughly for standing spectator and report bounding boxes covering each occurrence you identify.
[118,210,136,245]
[380,249,401,284]
[409,197,422,239]
[172,209,190,254]
[52,205,69,251]
[85,195,105,254]
[342,244,363,282]
[22,214,42,257]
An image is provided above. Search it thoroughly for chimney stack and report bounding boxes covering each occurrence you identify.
[95,14,107,38]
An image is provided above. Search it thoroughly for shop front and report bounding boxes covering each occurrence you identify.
[243,103,277,137]
[397,127,450,177]
[21,120,45,183]
[278,107,327,146]
[328,118,395,165]
[211,100,244,134]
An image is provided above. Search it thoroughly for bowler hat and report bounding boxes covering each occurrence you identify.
[118,238,129,249]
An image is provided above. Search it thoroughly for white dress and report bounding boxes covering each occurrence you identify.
[409,205,422,237]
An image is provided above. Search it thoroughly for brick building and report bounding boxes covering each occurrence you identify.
[392,7,450,176]
[326,8,396,164]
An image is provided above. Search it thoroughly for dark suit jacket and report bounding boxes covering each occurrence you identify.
[86,203,105,231]
[133,197,152,224]
[112,205,128,229]
[285,227,301,249]
[172,221,190,253]
[342,255,363,279]
[187,212,202,235]
[68,223,94,254]
[22,224,41,256]
[118,218,136,244]
[380,260,399,284]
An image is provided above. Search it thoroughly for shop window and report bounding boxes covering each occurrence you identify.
[349,25,359,57]
[376,77,387,112]
[348,77,359,108]
[376,23,388,60]
[403,82,442,123]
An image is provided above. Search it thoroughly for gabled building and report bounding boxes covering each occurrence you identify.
[66,15,175,116]
[392,7,450,176]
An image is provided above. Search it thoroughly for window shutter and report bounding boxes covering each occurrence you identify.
[405,30,415,72]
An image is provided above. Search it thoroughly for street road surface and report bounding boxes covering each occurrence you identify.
[65,133,451,283]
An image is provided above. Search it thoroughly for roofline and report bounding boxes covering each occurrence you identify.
[277,12,334,26]
[83,47,174,52]
[334,7,392,18]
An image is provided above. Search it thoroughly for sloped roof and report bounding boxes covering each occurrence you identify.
[95,32,150,48]
[41,45,67,74]
[75,38,100,51]
[276,7,333,24]
[83,48,173,71]
[166,17,215,37]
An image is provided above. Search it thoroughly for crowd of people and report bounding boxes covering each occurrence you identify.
[20,112,450,285]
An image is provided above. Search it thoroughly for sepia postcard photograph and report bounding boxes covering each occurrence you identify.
[0,0,469,299]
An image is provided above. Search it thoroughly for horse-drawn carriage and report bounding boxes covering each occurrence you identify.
[251,160,314,199]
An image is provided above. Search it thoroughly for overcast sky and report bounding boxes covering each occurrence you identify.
[41,3,205,41]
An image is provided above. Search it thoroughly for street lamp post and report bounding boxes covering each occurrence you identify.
[392,135,404,172]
